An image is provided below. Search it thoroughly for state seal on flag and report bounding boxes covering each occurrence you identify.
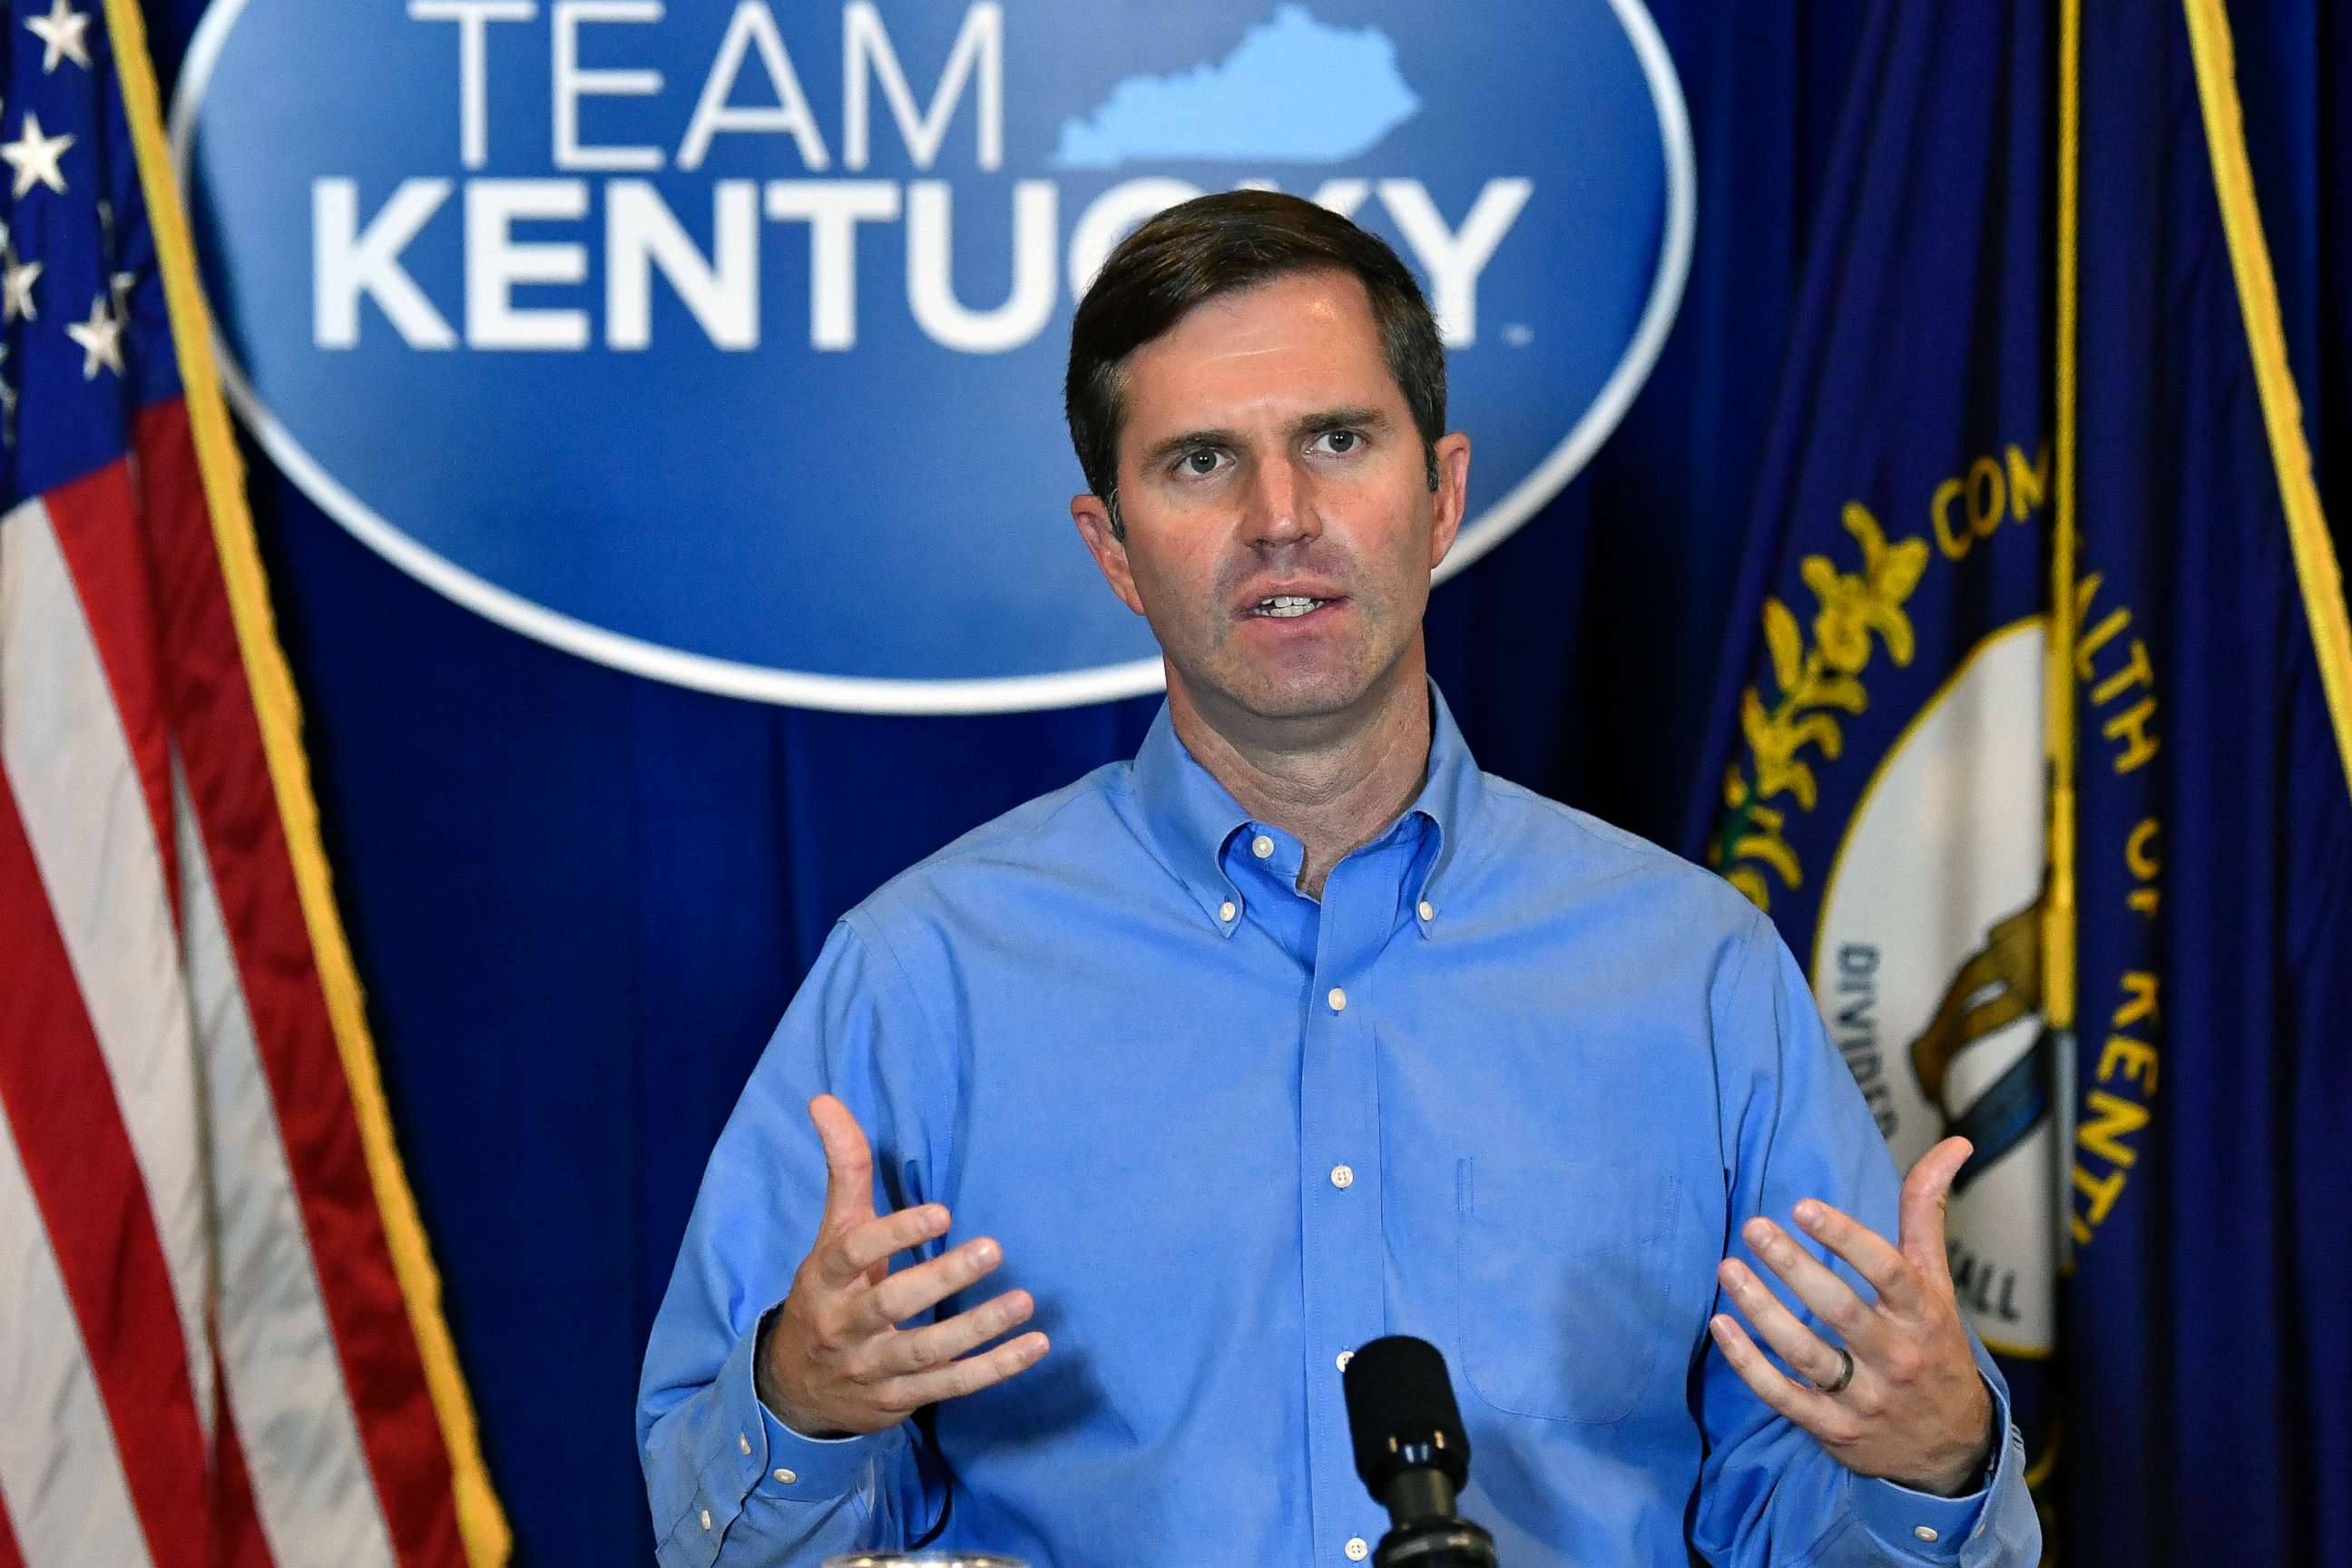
[1810,620,2060,1360]
[1706,452,2080,1366]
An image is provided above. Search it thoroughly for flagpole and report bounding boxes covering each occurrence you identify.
[2048,0,2082,1269]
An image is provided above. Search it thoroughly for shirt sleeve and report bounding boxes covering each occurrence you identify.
[637,916,955,1568]
[1689,914,2042,1567]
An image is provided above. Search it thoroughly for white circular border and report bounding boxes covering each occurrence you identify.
[172,0,1695,715]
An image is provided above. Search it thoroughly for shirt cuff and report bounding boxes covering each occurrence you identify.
[1847,1374,2016,1561]
[725,1307,905,1503]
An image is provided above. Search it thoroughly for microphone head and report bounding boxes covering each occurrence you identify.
[1343,1335,1471,1496]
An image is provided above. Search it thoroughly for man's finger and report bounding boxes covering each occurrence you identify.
[884,1330,1051,1410]
[814,1203,950,1290]
[1790,1198,1924,1316]
[1897,1136,1972,1284]
[1716,1258,1852,1388]
[1740,1217,1886,1357]
[844,1235,1006,1336]
[861,1289,1035,1380]
[809,1095,878,1232]
[1707,1314,1846,1440]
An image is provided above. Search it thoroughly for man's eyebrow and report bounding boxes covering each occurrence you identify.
[1294,407,1388,436]
[1138,427,1242,471]
[1138,409,1393,472]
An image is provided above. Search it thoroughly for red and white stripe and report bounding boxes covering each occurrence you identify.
[0,402,466,1566]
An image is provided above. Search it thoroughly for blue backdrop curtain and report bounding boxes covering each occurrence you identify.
[133,4,2352,1561]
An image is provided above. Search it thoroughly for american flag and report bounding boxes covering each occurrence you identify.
[0,3,504,1564]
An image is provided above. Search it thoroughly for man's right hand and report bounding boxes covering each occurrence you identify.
[756,1094,1049,1438]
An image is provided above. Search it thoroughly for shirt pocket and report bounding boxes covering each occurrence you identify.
[1453,1155,1683,1426]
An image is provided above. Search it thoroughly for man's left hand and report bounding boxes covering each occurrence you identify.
[1707,1135,1997,1496]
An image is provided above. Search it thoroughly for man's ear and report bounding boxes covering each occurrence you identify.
[1073,494,1147,616]
[1427,432,1473,567]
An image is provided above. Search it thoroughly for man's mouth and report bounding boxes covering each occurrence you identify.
[1247,594,1337,620]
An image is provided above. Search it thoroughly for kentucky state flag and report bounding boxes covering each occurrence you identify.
[1689,0,2352,1562]
[1688,0,2063,1477]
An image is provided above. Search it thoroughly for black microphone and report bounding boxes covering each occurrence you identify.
[1342,1336,1499,1568]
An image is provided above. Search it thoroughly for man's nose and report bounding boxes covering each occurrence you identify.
[1242,454,1321,549]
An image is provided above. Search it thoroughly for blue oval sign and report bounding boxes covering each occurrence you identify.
[172,1,1690,711]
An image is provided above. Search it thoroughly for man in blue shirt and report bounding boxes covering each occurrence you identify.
[639,192,2039,1567]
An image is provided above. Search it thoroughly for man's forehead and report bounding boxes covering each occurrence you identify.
[1118,270,1399,437]
[1142,268,1377,359]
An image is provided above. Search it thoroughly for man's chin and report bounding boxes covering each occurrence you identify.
[1164,624,1420,731]
[1203,664,1380,726]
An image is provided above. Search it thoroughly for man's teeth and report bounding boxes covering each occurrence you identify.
[1252,595,1326,619]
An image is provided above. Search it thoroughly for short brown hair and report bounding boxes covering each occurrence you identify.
[1063,190,1446,537]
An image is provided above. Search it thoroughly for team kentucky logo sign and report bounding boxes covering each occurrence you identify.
[171,1,1693,712]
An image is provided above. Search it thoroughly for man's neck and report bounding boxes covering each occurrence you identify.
[1168,657,1432,900]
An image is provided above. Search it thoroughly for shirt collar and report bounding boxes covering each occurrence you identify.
[1125,679,1485,935]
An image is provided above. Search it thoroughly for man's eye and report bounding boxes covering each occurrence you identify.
[1318,430,1361,455]
[1181,449,1222,475]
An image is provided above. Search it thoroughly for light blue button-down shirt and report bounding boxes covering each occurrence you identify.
[638,687,2038,1567]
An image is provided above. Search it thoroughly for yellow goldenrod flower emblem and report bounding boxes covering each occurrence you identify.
[1710,504,1931,910]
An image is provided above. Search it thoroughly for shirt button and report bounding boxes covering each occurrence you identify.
[1252,834,1275,858]
[774,1468,797,1485]
[1345,1537,1370,1561]
[1336,1349,1354,1371]
[1219,900,1237,922]
[700,1508,712,1532]
[1913,1525,1939,1544]
[1330,1163,1355,1190]
[1418,899,1436,922]
[737,1432,750,1455]
[1328,986,1348,1013]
